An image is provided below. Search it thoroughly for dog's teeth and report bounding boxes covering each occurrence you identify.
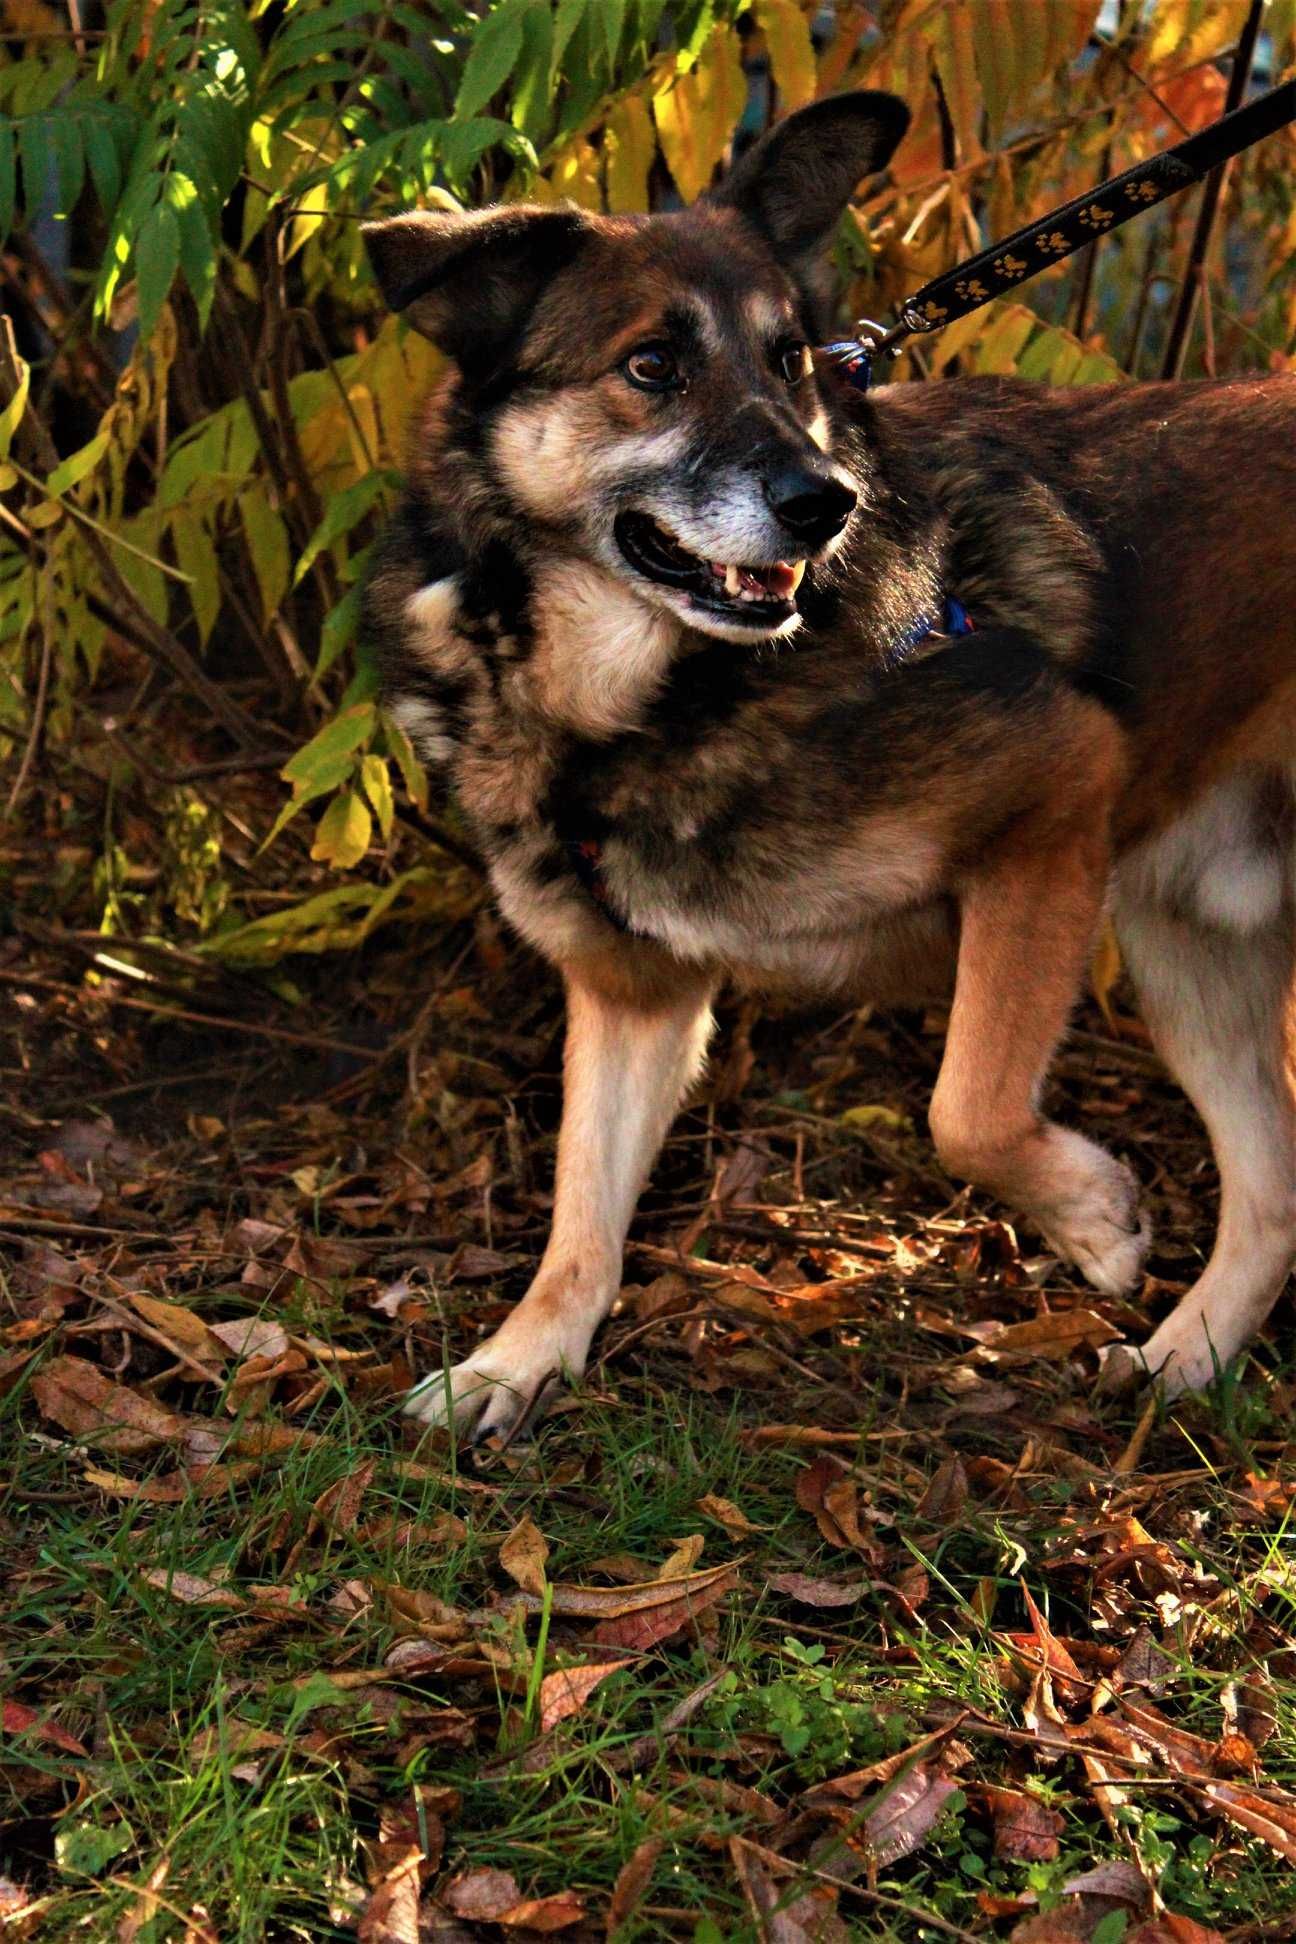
[723,564,741,596]
[788,561,806,591]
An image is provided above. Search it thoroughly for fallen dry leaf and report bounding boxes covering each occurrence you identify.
[442,1870,584,1931]
[605,1836,662,1938]
[1127,1920,1226,1944]
[2,1698,87,1756]
[141,1568,245,1610]
[357,1847,421,1944]
[589,1565,739,1651]
[32,1356,182,1454]
[767,1572,869,1609]
[656,1533,705,1578]
[696,1493,768,1538]
[984,1309,1120,1361]
[913,1454,969,1525]
[860,1763,959,1866]
[537,1660,632,1731]
[499,1515,549,1597]
[983,1785,1063,1863]
[208,1316,290,1362]
[794,1457,878,1553]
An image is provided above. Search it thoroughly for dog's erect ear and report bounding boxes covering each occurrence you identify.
[711,91,909,277]
[362,205,591,375]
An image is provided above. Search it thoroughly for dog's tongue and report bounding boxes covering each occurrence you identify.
[741,560,803,598]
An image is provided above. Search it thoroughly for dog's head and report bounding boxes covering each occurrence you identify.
[364,92,908,645]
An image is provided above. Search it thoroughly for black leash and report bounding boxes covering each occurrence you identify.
[824,75,1296,387]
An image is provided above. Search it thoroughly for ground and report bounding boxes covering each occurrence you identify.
[4,913,1296,1943]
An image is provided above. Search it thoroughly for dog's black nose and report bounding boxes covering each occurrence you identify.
[763,465,857,548]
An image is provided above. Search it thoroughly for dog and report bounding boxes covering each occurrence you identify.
[361,90,1296,1439]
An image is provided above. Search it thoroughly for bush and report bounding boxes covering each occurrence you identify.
[2,0,1293,965]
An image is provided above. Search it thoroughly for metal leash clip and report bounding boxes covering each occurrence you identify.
[819,317,909,393]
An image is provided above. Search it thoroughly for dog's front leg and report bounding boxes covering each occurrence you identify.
[928,801,1148,1299]
[406,959,715,1441]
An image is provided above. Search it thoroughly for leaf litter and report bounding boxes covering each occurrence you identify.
[7,926,1296,1940]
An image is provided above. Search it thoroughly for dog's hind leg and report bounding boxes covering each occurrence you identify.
[929,735,1149,1299]
[405,958,715,1441]
[1108,851,1296,1395]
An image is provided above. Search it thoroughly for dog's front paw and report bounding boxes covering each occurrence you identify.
[404,1314,593,1444]
[1033,1131,1149,1297]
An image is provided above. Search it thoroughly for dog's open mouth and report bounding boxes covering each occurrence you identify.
[615,511,805,624]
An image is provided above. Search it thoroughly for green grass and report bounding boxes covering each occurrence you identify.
[6,1326,1296,1942]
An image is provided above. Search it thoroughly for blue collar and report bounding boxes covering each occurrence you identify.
[884,592,976,669]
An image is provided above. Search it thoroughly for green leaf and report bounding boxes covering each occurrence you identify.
[135,200,181,339]
[241,488,291,623]
[49,111,85,216]
[281,703,376,791]
[45,428,111,498]
[456,0,530,119]
[379,708,429,813]
[317,584,362,679]
[55,1821,133,1879]
[0,354,30,460]
[0,122,13,238]
[172,510,221,647]
[292,470,395,589]
[84,115,122,217]
[311,788,372,869]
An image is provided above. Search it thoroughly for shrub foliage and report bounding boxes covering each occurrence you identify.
[2,0,1294,963]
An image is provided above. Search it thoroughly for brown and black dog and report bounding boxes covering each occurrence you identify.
[362,90,1296,1438]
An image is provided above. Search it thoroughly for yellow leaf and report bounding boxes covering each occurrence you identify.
[548,138,603,210]
[755,0,816,111]
[1090,918,1123,1033]
[311,790,372,870]
[499,1515,549,1597]
[359,753,394,841]
[654,29,747,202]
[604,93,656,213]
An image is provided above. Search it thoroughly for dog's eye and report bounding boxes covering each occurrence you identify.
[622,344,682,393]
[776,341,811,385]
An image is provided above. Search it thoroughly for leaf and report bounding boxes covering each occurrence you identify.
[282,703,375,790]
[358,1847,422,1944]
[380,709,429,812]
[31,1357,182,1454]
[913,1455,969,1525]
[603,93,655,212]
[755,0,816,110]
[767,1571,869,1608]
[606,1836,663,1937]
[54,1820,132,1879]
[588,1563,739,1650]
[455,0,530,120]
[984,1309,1120,1360]
[208,1317,290,1362]
[537,1658,631,1730]
[443,1871,584,1931]
[860,1763,960,1866]
[311,789,373,869]
[983,1785,1063,1863]
[2,1699,87,1757]
[292,470,393,588]
[696,1493,768,1538]
[499,1514,549,1597]
[653,28,746,201]
[359,753,395,841]
[126,1293,226,1372]
[135,200,181,340]
[141,1568,245,1609]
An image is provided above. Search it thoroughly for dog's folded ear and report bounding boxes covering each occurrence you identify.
[711,90,909,293]
[363,205,591,375]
